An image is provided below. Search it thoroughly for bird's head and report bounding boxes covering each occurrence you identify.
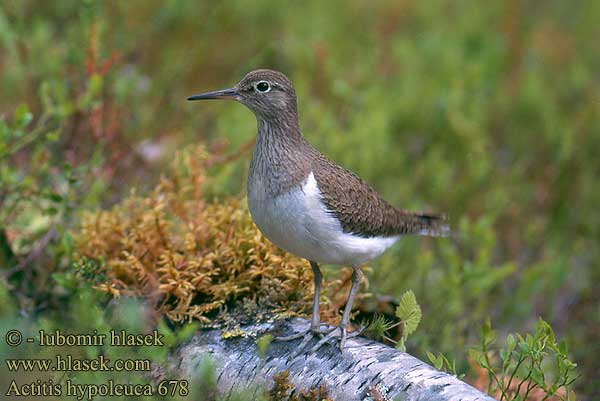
[187,69,298,121]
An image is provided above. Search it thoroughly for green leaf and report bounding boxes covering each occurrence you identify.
[15,104,33,128]
[46,130,59,142]
[530,367,545,386]
[80,73,103,108]
[468,348,488,368]
[506,334,516,353]
[44,207,59,215]
[43,191,63,203]
[558,340,568,355]
[256,334,273,358]
[395,290,422,336]
[426,351,436,364]
[39,81,54,111]
[536,318,555,344]
[481,318,497,347]
[61,231,74,257]
[0,120,9,141]
[434,354,444,370]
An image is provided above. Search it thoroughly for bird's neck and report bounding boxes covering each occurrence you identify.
[250,115,313,196]
[255,113,308,154]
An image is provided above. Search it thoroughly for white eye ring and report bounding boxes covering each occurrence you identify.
[254,81,271,93]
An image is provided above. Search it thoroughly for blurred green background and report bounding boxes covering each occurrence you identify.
[1,0,598,399]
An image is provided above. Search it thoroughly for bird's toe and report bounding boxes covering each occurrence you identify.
[309,324,362,353]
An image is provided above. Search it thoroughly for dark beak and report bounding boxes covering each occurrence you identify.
[187,87,239,101]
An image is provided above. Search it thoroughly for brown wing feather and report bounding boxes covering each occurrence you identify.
[311,155,448,238]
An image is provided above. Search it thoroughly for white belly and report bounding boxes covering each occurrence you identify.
[247,172,399,266]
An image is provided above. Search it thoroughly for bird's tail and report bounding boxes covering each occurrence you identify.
[406,211,450,237]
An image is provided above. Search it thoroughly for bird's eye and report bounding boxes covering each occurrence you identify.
[254,81,271,93]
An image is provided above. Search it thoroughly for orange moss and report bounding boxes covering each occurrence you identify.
[74,146,352,325]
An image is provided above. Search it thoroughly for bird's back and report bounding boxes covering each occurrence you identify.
[310,151,449,239]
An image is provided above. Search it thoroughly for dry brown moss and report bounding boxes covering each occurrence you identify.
[269,370,332,401]
[74,146,351,325]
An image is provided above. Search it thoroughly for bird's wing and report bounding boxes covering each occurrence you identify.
[311,155,448,238]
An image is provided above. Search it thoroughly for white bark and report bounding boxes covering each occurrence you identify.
[173,318,496,401]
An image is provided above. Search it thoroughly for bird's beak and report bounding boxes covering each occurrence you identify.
[187,87,239,101]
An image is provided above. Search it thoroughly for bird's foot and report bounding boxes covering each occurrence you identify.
[275,323,330,342]
[275,323,334,357]
[275,323,364,356]
[309,324,364,353]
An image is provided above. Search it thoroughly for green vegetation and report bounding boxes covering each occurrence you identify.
[363,290,422,352]
[1,0,598,399]
[468,319,578,401]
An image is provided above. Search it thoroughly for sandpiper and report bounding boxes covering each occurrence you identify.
[187,69,448,352]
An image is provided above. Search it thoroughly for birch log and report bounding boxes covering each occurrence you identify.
[173,318,496,401]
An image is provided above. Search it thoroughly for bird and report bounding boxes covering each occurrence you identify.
[187,69,449,353]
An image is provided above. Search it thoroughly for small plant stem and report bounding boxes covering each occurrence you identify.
[482,338,508,401]
[522,378,536,401]
[505,355,525,399]
[513,359,534,400]
[3,114,52,160]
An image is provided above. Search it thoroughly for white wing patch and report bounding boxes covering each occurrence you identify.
[252,172,399,265]
[248,170,399,266]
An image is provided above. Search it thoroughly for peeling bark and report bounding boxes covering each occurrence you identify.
[173,318,496,401]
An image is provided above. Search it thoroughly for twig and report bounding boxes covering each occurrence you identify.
[3,225,58,278]
[1,113,53,161]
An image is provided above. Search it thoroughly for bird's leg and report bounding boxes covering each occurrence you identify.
[276,261,328,342]
[310,265,363,353]
[309,260,323,331]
